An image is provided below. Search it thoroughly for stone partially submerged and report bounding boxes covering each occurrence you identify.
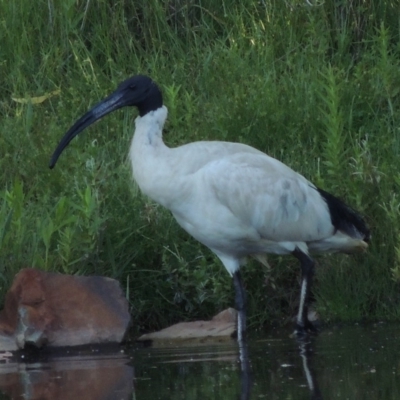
[137,308,237,344]
[0,268,131,351]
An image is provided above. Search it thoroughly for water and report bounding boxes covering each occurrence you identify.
[0,323,399,399]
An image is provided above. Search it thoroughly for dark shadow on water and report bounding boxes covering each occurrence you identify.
[0,323,400,399]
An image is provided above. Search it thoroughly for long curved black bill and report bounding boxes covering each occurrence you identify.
[49,91,125,169]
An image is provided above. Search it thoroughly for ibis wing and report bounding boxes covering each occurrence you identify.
[202,153,333,242]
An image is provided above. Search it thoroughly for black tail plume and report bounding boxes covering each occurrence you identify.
[317,187,370,242]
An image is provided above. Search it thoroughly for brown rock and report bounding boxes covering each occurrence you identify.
[0,268,131,350]
[137,308,237,343]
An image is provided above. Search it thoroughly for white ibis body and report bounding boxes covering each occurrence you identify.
[50,75,370,340]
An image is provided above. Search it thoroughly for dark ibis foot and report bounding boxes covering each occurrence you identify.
[294,319,319,340]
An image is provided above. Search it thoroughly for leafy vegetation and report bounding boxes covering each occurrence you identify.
[1,0,400,334]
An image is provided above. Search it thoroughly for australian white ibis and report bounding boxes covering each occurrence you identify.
[50,75,370,341]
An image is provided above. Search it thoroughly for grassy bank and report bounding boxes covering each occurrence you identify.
[1,0,400,333]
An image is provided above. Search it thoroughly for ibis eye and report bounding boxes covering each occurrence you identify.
[129,84,136,89]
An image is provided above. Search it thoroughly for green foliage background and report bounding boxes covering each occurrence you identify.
[1,0,400,334]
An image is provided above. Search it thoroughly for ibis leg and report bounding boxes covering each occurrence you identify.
[233,271,252,398]
[292,249,316,336]
[233,270,247,343]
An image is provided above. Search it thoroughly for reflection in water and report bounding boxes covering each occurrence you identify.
[238,338,252,400]
[1,324,400,399]
[240,335,323,400]
[0,338,319,400]
[0,349,133,400]
[134,325,400,400]
[298,338,323,400]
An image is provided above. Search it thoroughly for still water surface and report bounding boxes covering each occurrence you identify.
[0,323,399,399]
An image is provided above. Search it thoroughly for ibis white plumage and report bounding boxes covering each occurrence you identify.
[50,75,370,341]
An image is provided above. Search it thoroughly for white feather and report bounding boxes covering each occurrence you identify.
[129,107,367,275]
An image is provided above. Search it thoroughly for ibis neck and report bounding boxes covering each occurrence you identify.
[133,106,168,147]
[129,106,171,201]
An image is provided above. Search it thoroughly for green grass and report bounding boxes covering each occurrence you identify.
[1,0,400,334]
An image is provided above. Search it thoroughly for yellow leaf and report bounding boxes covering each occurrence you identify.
[12,89,61,104]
